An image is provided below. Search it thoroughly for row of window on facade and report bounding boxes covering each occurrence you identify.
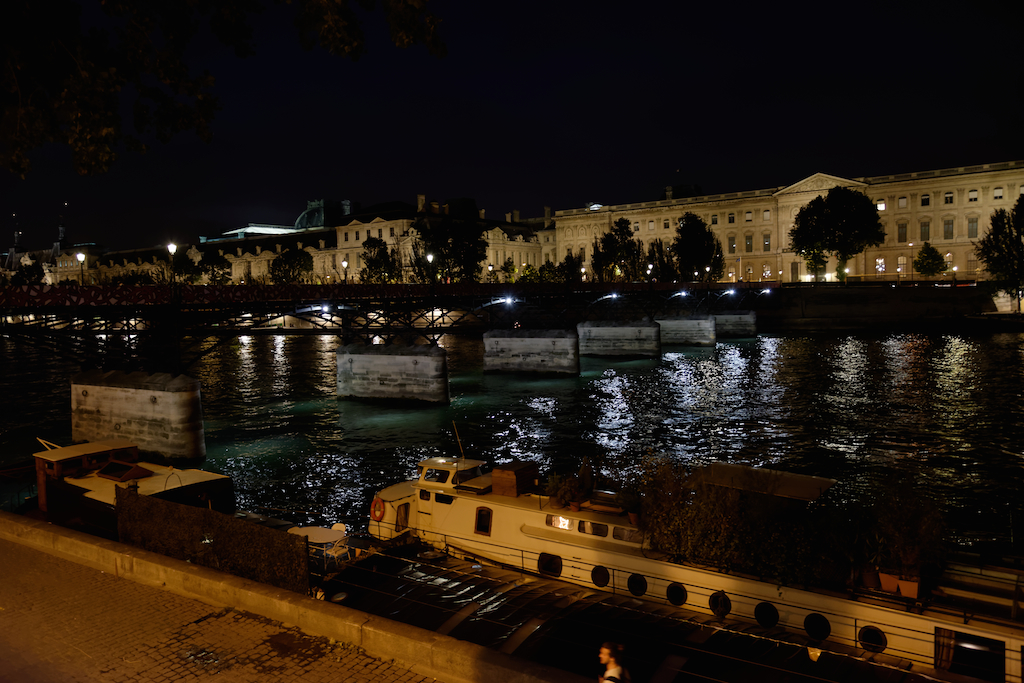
[727,234,772,254]
[895,218,979,242]
[874,253,977,274]
[876,186,1022,211]
[711,210,772,226]
[342,226,394,242]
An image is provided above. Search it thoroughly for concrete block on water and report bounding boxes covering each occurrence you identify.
[483,330,579,374]
[714,310,757,337]
[71,370,205,462]
[656,315,716,346]
[337,343,448,403]
[576,320,660,357]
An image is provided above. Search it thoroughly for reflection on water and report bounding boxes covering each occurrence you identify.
[2,331,1022,549]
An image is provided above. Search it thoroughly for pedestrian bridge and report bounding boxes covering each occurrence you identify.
[0,282,760,371]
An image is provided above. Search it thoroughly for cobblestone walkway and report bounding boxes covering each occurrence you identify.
[0,539,441,683]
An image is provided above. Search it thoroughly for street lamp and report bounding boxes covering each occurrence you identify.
[580,266,586,282]
[908,243,915,280]
[427,253,434,281]
[76,252,85,285]
[952,265,958,285]
[488,263,493,282]
[341,260,348,284]
[166,243,176,283]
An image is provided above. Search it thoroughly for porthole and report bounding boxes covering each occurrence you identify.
[666,582,687,606]
[709,591,731,618]
[81,390,88,397]
[804,612,831,641]
[538,553,562,578]
[627,573,647,596]
[857,625,887,653]
[754,602,779,628]
[591,565,610,587]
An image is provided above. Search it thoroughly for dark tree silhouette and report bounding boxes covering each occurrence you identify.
[671,213,724,282]
[913,242,946,277]
[268,247,313,284]
[790,186,884,281]
[359,236,402,284]
[2,0,445,178]
[976,197,1024,312]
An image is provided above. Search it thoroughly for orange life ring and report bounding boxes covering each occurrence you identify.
[370,497,386,522]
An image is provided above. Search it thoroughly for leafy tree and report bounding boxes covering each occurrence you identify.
[108,270,156,286]
[913,242,946,277]
[268,247,313,284]
[672,213,724,282]
[976,197,1024,312]
[789,186,884,281]
[10,261,44,285]
[646,239,677,282]
[2,0,445,178]
[410,213,488,284]
[200,251,232,284]
[171,247,203,284]
[592,218,644,282]
[538,261,559,283]
[556,249,585,284]
[499,257,517,283]
[359,237,402,284]
[519,263,540,283]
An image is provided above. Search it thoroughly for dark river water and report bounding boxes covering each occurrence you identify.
[2,331,1022,551]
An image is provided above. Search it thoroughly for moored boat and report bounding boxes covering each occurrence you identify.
[369,456,1024,682]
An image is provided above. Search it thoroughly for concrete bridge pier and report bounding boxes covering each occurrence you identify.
[656,315,716,347]
[577,320,660,357]
[714,311,758,337]
[71,370,206,462]
[483,330,579,374]
[337,344,449,403]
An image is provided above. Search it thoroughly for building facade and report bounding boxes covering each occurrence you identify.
[552,161,1024,283]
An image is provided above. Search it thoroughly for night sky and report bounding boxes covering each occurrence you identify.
[4,0,1024,251]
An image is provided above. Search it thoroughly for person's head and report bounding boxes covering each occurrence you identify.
[599,642,623,666]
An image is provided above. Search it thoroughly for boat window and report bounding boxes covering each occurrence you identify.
[435,493,454,505]
[474,507,492,535]
[452,466,482,484]
[754,601,779,628]
[538,552,562,577]
[396,503,409,533]
[591,565,610,587]
[612,526,642,543]
[545,514,573,531]
[577,521,608,537]
[417,466,424,477]
[419,489,430,501]
[423,469,449,484]
[804,613,831,641]
[627,573,647,596]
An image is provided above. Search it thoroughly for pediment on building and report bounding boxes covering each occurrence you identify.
[774,173,866,197]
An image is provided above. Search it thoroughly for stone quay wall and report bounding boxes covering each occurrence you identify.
[71,370,205,462]
[576,320,661,357]
[656,316,716,346]
[483,330,579,374]
[337,344,449,403]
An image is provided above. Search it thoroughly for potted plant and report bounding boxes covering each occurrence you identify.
[556,473,584,511]
[872,478,945,599]
[545,474,565,508]
[615,487,642,525]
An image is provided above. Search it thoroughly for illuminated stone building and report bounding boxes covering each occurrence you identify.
[551,161,1024,282]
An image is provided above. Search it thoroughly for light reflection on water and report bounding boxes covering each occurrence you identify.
[1,331,1022,550]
